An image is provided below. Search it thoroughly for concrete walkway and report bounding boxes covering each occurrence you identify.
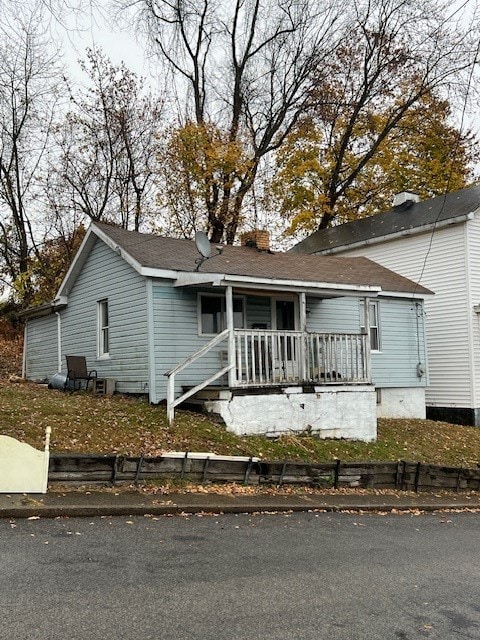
[1,489,480,519]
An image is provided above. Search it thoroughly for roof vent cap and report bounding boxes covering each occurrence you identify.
[393,191,420,208]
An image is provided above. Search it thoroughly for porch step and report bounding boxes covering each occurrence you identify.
[181,385,230,401]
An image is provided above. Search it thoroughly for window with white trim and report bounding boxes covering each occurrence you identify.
[360,299,381,351]
[199,294,245,335]
[98,299,109,357]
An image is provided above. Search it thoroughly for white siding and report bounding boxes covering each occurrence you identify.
[332,221,472,407]
[466,216,480,408]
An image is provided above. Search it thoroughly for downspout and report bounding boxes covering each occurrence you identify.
[146,278,157,403]
[22,321,27,379]
[55,312,62,372]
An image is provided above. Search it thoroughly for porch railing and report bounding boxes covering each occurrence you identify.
[234,329,369,386]
[165,329,370,422]
[164,329,234,424]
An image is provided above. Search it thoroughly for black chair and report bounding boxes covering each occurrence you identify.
[65,355,97,391]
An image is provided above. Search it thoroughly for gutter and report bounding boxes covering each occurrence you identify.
[18,298,67,320]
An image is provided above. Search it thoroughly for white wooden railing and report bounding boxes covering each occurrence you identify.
[165,329,370,422]
[165,329,234,424]
[234,329,369,386]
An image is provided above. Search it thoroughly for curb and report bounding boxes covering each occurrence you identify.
[3,498,480,519]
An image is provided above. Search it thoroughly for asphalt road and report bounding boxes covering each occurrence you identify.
[1,511,479,640]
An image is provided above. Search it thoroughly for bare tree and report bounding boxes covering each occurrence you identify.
[124,0,343,243]
[51,48,163,231]
[0,3,61,304]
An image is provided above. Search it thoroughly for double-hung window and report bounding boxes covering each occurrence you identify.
[98,299,109,357]
[360,299,380,351]
[199,294,245,335]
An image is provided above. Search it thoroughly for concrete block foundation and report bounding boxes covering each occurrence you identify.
[376,387,426,419]
[204,385,377,442]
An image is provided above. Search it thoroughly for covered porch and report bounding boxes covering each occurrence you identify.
[166,284,377,433]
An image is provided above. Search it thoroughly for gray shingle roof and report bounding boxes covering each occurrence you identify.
[94,222,432,296]
[290,185,480,255]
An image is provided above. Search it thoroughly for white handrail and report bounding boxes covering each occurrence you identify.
[165,329,232,424]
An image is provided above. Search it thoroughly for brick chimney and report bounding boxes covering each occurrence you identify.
[240,229,270,251]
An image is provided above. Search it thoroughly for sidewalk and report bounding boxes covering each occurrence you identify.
[1,489,480,519]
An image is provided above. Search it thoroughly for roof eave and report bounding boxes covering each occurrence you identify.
[18,298,68,320]
[310,211,476,256]
[378,290,434,299]
[172,271,410,297]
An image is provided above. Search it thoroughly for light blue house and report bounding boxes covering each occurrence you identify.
[21,222,432,441]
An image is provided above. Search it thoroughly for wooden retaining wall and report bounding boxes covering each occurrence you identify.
[48,454,480,492]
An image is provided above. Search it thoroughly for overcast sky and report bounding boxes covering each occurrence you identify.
[52,2,151,85]
[54,0,480,140]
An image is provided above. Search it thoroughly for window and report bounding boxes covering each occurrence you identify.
[98,299,109,357]
[360,299,380,351]
[199,294,245,335]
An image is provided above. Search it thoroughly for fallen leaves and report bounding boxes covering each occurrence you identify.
[2,378,480,469]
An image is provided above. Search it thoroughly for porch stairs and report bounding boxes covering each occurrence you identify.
[179,383,311,413]
[178,385,229,413]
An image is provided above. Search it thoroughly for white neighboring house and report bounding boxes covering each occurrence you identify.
[292,185,480,426]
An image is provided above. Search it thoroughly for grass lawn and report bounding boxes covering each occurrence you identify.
[1,379,480,467]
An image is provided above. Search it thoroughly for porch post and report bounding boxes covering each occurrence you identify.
[363,296,372,382]
[299,292,307,381]
[225,285,236,386]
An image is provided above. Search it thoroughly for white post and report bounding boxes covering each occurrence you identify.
[42,426,51,494]
[167,374,175,424]
[225,286,236,386]
[363,297,372,382]
[299,292,307,381]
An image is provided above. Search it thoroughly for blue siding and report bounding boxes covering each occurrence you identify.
[306,297,359,333]
[151,285,233,400]
[25,314,59,381]
[307,295,426,388]
[151,289,427,399]
[60,239,149,394]
[246,295,271,328]
[371,297,427,388]
[32,242,425,400]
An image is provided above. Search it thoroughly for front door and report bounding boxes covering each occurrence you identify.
[272,299,299,381]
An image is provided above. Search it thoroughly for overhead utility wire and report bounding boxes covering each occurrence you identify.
[412,34,480,296]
